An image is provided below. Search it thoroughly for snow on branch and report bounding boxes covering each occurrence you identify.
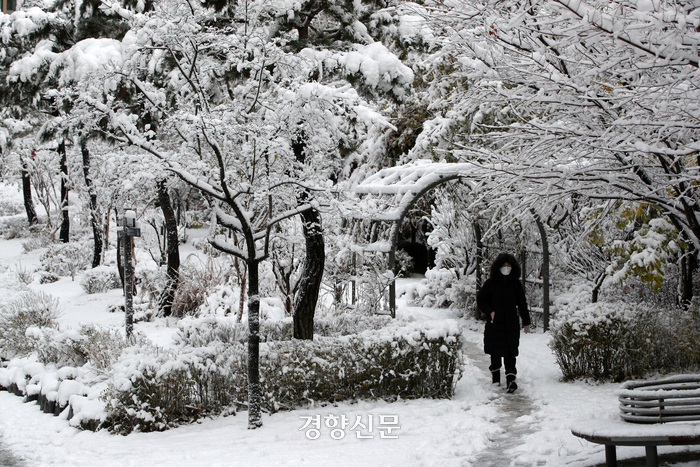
[554,0,699,68]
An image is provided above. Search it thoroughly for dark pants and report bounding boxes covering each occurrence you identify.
[490,354,517,379]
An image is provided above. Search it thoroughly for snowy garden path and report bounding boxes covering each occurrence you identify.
[463,340,541,467]
[0,436,25,467]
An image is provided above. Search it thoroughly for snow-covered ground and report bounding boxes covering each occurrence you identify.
[0,228,699,466]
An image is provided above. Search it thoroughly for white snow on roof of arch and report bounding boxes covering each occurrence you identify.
[354,160,482,195]
[349,160,485,221]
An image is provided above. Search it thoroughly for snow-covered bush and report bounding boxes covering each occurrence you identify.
[173,317,285,347]
[0,196,23,217]
[0,291,60,358]
[174,314,394,347]
[21,233,51,252]
[550,301,700,381]
[41,241,91,279]
[408,268,474,311]
[80,266,121,294]
[171,260,230,317]
[103,343,241,434]
[314,314,393,336]
[28,325,127,370]
[0,217,31,239]
[38,272,59,284]
[104,320,464,434]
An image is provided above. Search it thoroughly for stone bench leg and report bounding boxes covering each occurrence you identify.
[645,445,658,467]
[605,445,617,467]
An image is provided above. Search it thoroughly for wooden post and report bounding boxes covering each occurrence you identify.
[118,209,141,341]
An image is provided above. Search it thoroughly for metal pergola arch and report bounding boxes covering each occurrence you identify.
[350,161,551,324]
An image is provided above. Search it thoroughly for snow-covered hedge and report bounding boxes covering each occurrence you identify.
[103,320,463,434]
[173,314,393,346]
[550,301,700,381]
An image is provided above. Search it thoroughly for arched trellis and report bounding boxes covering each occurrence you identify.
[351,161,551,328]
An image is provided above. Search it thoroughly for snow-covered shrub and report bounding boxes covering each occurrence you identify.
[173,317,287,347]
[14,263,33,285]
[28,325,127,370]
[103,343,243,434]
[174,314,393,347]
[599,263,687,310]
[41,241,91,279]
[134,265,168,310]
[21,233,51,252]
[171,260,229,317]
[550,301,700,381]
[408,268,474,311]
[259,321,463,410]
[38,272,59,284]
[314,314,393,336]
[0,196,23,216]
[80,266,121,294]
[0,291,60,358]
[104,320,464,433]
[0,217,33,239]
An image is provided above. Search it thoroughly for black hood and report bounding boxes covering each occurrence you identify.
[489,253,521,279]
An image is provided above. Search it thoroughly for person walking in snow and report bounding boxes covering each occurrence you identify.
[477,253,531,393]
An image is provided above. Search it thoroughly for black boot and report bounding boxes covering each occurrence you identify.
[491,369,501,386]
[506,374,517,393]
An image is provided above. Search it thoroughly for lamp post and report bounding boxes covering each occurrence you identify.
[118,209,140,340]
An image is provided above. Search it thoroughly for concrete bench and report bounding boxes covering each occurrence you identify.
[571,375,700,467]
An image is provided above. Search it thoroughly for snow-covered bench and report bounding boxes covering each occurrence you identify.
[571,375,700,467]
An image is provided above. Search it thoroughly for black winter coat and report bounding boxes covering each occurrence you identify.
[477,253,531,357]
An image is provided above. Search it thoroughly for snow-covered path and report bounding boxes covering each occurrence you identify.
[463,341,540,467]
[0,435,25,467]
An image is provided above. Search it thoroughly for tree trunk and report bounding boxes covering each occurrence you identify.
[81,144,102,267]
[157,179,180,317]
[247,258,262,429]
[680,246,697,307]
[291,131,324,339]
[591,271,606,303]
[293,207,324,339]
[58,141,70,243]
[21,154,38,226]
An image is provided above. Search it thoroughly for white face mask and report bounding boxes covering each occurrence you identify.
[500,266,512,276]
